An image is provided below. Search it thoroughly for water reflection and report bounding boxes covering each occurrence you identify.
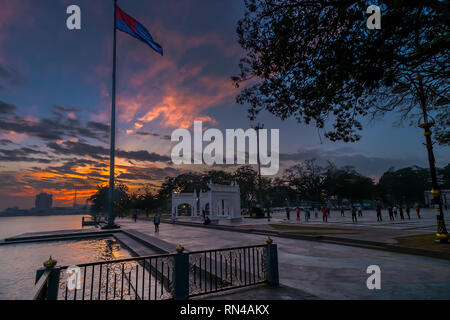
[0,238,131,300]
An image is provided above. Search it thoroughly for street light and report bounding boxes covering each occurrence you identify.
[418,116,449,243]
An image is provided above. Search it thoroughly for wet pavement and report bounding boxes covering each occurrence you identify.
[118,217,450,300]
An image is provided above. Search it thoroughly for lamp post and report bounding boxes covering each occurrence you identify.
[252,123,264,209]
[418,118,448,243]
[417,76,448,243]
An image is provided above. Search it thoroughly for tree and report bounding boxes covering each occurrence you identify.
[377,166,431,205]
[234,0,449,240]
[234,0,449,142]
[136,185,156,217]
[323,164,376,203]
[89,183,131,217]
[284,159,325,202]
[233,165,259,209]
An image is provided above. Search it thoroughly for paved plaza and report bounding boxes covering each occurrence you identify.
[118,211,450,300]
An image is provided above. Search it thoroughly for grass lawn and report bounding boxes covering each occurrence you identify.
[269,224,350,232]
[395,234,450,254]
[286,232,359,237]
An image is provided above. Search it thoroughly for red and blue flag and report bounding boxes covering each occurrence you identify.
[116,5,163,56]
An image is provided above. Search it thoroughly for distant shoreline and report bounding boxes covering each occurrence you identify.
[0,212,90,218]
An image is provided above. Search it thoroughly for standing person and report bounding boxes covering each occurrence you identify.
[133,211,138,223]
[399,206,405,220]
[388,206,394,221]
[153,213,160,232]
[376,205,382,222]
[296,206,301,221]
[304,207,310,222]
[393,205,398,219]
[357,205,363,217]
[405,205,411,219]
[351,206,358,223]
[322,207,328,222]
[285,207,290,220]
[416,205,421,219]
[314,207,318,219]
[340,206,345,217]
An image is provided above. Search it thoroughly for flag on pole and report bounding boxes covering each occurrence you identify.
[116,5,163,55]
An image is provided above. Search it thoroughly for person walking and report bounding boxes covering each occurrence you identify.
[304,207,310,222]
[314,207,318,219]
[203,216,211,225]
[405,205,411,219]
[322,207,328,222]
[399,206,405,220]
[416,205,421,219]
[153,213,160,232]
[340,206,345,217]
[285,207,290,220]
[133,211,138,223]
[376,205,382,222]
[296,206,301,221]
[388,206,394,221]
[357,205,363,217]
[393,205,398,219]
[351,206,358,223]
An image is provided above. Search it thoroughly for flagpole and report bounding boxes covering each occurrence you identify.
[107,0,118,228]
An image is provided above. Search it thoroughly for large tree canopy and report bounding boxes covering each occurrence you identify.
[233,0,449,143]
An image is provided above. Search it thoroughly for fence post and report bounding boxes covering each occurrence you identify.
[265,238,279,287]
[35,257,61,300]
[173,245,190,300]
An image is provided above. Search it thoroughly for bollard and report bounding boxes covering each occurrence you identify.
[265,238,279,287]
[35,257,61,300]
[173,245,190,300]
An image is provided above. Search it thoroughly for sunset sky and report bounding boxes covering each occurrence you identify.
[0,0,449,210]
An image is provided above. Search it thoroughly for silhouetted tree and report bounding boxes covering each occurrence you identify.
[377,166,431,205]
[233,0,449,143]
[89,183,131,216]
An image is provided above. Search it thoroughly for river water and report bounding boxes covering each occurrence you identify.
[0,215,132,300]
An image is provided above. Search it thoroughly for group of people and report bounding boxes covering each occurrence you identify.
[287,206,332,222]
[283,204,424,223]
[376,204,422,222]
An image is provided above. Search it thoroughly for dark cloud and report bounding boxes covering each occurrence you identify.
[47,140,171,163]
[136,131,171,140]
[86,121,110,133]
[52,105,79,113]
[0,65,28,89]
[136,131,160,137]
[0,147,51,164]
[0,100,17,115]
[0,139,13,146]
[0,102,109,143]
[117,165,181,181]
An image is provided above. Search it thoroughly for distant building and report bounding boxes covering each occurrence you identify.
[35,193,53,210]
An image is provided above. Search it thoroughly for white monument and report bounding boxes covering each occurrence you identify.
[171,180,241,221]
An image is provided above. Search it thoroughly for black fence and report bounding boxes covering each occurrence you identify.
[33,242,278,300]
[188,245,268,297]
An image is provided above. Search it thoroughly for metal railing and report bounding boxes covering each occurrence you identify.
[33,242,278,300]
[187,245,267,297]
[58,253,175,300]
